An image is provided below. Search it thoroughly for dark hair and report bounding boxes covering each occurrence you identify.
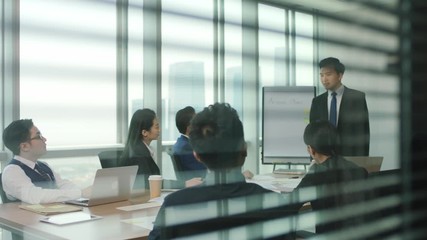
[175,106,196,134]
[303,120,340,156]
[319,57,345,74]
[3,119,34,155]
[189,103,244,169]
[122,109,156,159]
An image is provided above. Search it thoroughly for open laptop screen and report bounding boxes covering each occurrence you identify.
[65,165,138,207]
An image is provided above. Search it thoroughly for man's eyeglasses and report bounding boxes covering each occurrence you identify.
[29,134,44,141]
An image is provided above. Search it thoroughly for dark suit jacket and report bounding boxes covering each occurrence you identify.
[310,86,370,156]
[119,141,185,189]
[119,141,160,189]
[292,155,369,234]
[173,135,207,179]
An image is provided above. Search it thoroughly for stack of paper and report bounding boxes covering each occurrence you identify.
[19,203,83,215]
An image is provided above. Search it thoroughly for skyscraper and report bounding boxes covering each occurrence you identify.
[225,66,243,117]
[167,61,205,140]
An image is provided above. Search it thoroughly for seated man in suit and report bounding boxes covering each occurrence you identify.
[1,119,90,204]
[149,103,296,239]
[291,120,369,235]
[173,106,207,180]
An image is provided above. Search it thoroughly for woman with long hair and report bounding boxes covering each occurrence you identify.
[120,108,161,189]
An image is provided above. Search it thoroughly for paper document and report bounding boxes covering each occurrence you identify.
[121,216,157,230]
[117,202,161,211]
[248,175,302,193]
[40,212,101,225]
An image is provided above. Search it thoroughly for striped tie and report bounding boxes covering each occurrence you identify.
[34,163,53,181]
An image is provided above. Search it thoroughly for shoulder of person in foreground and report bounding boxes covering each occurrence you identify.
[149,162,302,238]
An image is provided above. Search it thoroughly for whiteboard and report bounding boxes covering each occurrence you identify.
[262,86,315,164]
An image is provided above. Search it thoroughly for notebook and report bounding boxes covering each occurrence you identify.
[345,156,384,173]
[65,166,138,207]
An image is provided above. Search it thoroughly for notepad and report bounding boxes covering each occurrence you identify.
[19,203,83,216]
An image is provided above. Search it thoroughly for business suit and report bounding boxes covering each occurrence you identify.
[292,155,368,234]
[310,86,370,156]
[119,140,186,189]
[119,141,160,189]
[173,135,207,179]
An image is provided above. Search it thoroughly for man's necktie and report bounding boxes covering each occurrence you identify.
[330,92,337,127]
[34,163,53,181]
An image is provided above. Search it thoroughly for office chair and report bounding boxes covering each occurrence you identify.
[0,173,19,203]
[98,150,123,168]
[165,147,186,181]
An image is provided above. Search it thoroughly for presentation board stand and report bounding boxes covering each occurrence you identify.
[272,163,310,172]
[261,86,316,174]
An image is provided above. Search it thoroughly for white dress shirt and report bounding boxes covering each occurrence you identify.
[144,142,156,160]
[2,156,81,204]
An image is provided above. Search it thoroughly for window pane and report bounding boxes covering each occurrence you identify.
[128,0,144,115]
[295,12,314,86]
[258,4,287,87]
[20,0,117,147]
[161,0,214,142]
[224,0,243,117]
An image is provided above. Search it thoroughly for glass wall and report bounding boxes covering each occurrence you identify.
[161,0,214,143]
[12,0,401,180]
[128,0,145,117]
[295,12,314,86]
[258,5,314,88]
[224,0,243,117]
[2,1,418,238]
[20,0,118,147]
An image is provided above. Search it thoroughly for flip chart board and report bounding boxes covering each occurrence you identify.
[262,86,315,164]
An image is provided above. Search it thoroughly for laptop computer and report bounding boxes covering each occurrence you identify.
[344,156,384,173]
[65,165,138,207]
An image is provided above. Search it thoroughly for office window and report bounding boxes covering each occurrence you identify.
[161,0,214,142]
[259,4,287,87]
[20,0,117,147]
[295,12,314,86]
[258,4,314,87]
[224,0,243,117]
[128,0,144,115]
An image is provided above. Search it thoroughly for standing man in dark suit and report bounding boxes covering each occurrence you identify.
[309,57,370,156]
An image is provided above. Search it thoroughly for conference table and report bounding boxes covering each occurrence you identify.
[0,173,304,240]
[0,194,160,240]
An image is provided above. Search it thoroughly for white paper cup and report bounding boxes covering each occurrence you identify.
[148,175,163,199]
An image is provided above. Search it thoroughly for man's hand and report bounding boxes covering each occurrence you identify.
[242,170,254,179]
[185,177,203,187]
